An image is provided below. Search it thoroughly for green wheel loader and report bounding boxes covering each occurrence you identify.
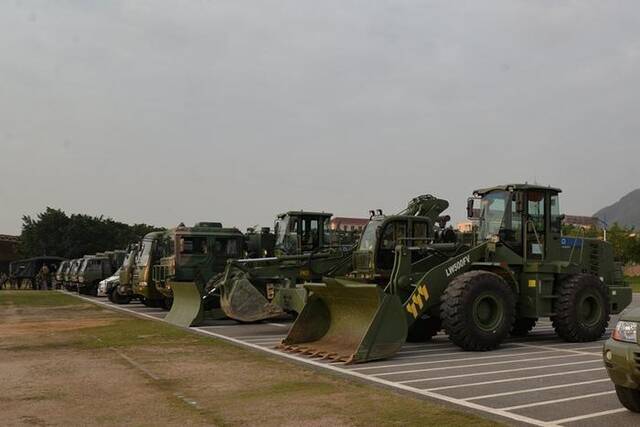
[169,211,356,327]
[152,222,247,326]
[281,184,632,363]
[210,197,453,326]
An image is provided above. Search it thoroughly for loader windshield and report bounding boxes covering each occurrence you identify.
[478,191,509,241]
[358,220,382,251]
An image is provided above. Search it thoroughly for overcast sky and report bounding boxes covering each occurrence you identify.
[1,0,639,234]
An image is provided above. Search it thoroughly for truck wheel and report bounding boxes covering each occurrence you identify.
[111,290,131,305]
[441,271,516,351]
[552,274,609,342]
[407,316,441,342]
[615,385,640,412]
[510,317,537,337]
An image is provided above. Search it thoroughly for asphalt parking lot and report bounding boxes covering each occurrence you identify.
[69,292,640,427]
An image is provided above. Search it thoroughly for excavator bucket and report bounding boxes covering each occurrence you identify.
[279,278,407,364]
[164,282,205,327]
[219,273,285,322]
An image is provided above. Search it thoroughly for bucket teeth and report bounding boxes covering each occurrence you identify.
[275,343,350,364]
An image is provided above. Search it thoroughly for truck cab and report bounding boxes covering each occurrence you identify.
[153,222,246,300]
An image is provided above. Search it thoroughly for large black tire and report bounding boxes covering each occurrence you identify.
[441,271,516,351]
[615,385,640,412]
[552,274,610,342]
[162,298,173,310]
[142,298,161,308]
[510,317,537,337]
[111,289,131,305]
[407,316,441,342]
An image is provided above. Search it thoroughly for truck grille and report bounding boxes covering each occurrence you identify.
[354,253,371,271]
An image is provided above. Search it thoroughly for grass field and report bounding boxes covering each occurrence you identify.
[0,291,499,427]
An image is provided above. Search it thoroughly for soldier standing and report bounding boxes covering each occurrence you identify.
[38,264,50,290]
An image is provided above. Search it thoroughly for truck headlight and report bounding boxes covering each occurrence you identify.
[612,321,638,343]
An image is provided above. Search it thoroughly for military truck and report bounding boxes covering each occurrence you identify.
[130,231,171,308]
[152,222,247,325]
[54,260,70,289]
[64,258,82,290]
[77,250,126,296]
[68,257,89,290]
[281,184,632,363]
[604,307,640,412]
[7,257,66,289]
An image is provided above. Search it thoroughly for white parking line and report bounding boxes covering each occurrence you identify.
[374,353,597,378]
[351,349,555,371]
[425,367,605,391]
[396,344,459,355]
[499,390,615,410]
[512,342,600,357]
[464,378,611,401]
[266,323,289,328]
[243,337,286,343]
[228,334,286,340]
[392,345,522,359]
[550,408,627,424]
[397,359,601,384]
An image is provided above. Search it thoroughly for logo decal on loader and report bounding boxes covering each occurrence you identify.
[445,255,471,277]
[406,284,429,318]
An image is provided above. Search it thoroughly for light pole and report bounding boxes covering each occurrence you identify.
[595,217,608,242]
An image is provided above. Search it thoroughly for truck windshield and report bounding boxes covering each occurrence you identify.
[358,219,381,251]
[478,191,509,241]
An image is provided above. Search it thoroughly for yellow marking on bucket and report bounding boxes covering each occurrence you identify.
[406,303,418,318]
[528,279,537,288]
[411,293,424,309]
[418,284,429,300]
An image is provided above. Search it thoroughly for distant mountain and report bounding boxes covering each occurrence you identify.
[594,189,640,229]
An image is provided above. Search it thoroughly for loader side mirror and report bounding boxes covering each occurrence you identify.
[466,198,475,219]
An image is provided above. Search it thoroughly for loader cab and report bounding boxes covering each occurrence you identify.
[473,184,562,261]
[273,212,332,256]
[353,214,433,282]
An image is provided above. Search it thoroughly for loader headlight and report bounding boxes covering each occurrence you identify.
[612,321,638,343]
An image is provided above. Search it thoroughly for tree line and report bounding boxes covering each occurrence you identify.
[18,207,162,259]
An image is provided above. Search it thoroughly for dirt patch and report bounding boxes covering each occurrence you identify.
[0,318,115,337]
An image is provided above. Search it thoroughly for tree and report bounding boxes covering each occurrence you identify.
[18,208,162,259]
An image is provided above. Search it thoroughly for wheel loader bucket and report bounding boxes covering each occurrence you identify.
[220,275,285,322]
[279,278,407,364]
[164,282,204,327]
